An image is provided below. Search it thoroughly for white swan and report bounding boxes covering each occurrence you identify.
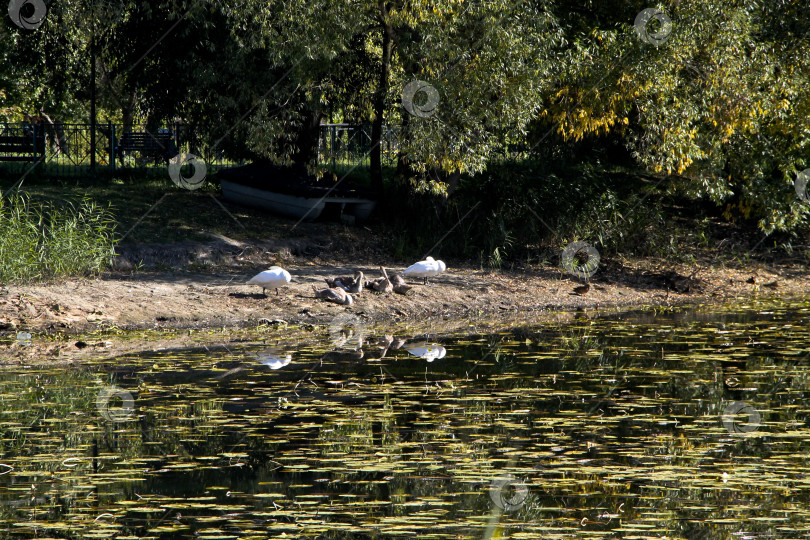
[405,342,447,362]
[402,256,446,285]
[247,266,291,295]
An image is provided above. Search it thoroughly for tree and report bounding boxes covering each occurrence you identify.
[227,0,564,193]
[0,0,97,122]
[535,0,809,233]
[388,0,564,193]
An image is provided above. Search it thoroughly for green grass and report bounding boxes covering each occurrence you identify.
[1,175,244,245]
[0,162,391,247]
[0,190,118,283]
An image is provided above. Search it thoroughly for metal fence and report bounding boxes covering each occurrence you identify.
[317,123,399,170]
[0,121,525,179]
[0,122,244,178]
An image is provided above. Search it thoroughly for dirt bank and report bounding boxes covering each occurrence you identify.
[1,237,806,360]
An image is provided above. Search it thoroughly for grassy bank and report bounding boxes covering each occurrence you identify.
[0,191,117,283]
[0,159,807,283]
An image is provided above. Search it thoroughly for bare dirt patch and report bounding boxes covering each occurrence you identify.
[1,237,806,349]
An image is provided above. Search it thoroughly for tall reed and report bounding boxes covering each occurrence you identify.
[0,191,118,283]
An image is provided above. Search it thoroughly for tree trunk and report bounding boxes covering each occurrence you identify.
[293,109,324,167]
[122,90,136,134]
[394,112,412,182]
[445,170,462,195]
[119,91,136,167]
[370,2,394,194]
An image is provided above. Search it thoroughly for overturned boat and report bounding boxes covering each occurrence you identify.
[217,161,377,224]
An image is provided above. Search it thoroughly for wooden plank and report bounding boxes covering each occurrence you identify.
[0,134,43,161]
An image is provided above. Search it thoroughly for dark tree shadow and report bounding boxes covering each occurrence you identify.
[228,292,267,299]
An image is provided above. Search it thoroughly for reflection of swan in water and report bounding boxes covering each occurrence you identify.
[257,353,292,370]
[370,335,407,360]
[322,349,364,362]
[405,342,447,362]
[334,332,364,350]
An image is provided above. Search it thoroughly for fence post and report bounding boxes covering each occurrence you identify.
[173,122,179,160]
[316,124,321,165]
[31,122,38,165]
[109,123,116,172]
[331,124,336,171]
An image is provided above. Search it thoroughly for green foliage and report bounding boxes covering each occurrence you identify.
[538,0,809,234]
[1,0,808,239]
[0,191,118,283]
[389,0,565,176]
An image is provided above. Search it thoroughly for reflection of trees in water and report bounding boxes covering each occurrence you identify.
[2,302,810,537]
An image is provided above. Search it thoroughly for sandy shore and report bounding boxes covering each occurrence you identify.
[0,237,806,364]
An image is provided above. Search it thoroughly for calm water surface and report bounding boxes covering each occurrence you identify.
[1,299,809,539]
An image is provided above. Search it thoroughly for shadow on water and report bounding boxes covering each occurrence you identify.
[0,298,809,538]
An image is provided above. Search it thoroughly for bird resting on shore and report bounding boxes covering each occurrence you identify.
[312,285,354,305]
[402,256,446,285]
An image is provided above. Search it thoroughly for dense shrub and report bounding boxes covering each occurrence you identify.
[382,161,676,267]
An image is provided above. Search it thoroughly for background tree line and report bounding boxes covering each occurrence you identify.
[1,0,807,245]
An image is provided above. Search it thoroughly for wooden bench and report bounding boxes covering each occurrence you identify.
[0,128,46,162]
[114,131,179,164]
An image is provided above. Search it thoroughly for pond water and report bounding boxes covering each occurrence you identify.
[1,299,809,539]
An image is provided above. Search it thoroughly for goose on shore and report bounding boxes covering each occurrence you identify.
[572,282,590,296]
[312,285,354,305]
[247,266,291,295]
[343,271,364,294]
[369,266,393,293]
[325,273,354,289]
[402,256,446,285]
[326,271,364,294]
[370,268,412,294]
[390,273,412,295]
